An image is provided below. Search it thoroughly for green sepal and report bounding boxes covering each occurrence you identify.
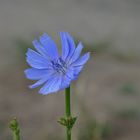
[70,116,77,129]
[58,117,67,126]
[58,116,77,129]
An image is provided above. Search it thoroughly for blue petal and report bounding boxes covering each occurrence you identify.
[24,68,53,80]
[26,48,51,69]
[73,65,83,78]
[60,66,82,89]
[71,52,90,67]
[68,42,84,64]
[66,67,75,80]
[29,72,56,89]
[60,32,75,60]
[29,78,48,89]
[60,32,69,60]
[65,32,75,60]
[32,40,50,59]
[66,65,83,81]
[60,76,71,90]
[39,33,59,60]
[39,76,62,95]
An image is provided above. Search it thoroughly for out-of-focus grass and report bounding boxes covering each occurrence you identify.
[111,50,140,62]
[75,89,112,140]
[15,39,33,59]
[78,120,112,140]
[0,122,4,132]
[116,108,140,120]
[119,83,137,95]
[82,41,110,54]
[74,37,111,54]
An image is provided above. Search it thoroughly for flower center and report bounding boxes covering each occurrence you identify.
[51,58,67,74]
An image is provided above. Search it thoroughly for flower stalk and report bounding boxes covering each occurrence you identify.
[9,118,20,140]
[65,86,71,140]
[58,86,77,140]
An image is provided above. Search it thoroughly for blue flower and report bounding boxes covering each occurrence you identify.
[24,32,90,95]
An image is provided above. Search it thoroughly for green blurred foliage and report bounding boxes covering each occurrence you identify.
[78,120,112,140]
[119,83,137,95]
[112,51,140,62]
[0,122,5,131]
[74,37,111,54]
[83,41,110,54]
[116,108,140,120]
[15,39,33,59]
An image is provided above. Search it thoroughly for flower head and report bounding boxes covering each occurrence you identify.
[24,32,90,95]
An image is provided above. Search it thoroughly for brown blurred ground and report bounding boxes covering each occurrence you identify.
[0,0,140,140]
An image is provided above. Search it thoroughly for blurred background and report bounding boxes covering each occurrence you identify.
[0,0,140,140]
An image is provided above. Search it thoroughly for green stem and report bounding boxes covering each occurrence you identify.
[65,86,71,140]
[12,132,20,140]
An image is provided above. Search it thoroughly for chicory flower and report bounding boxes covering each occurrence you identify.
[24,32,90,95]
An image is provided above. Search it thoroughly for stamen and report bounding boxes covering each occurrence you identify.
[51,58,67,74]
